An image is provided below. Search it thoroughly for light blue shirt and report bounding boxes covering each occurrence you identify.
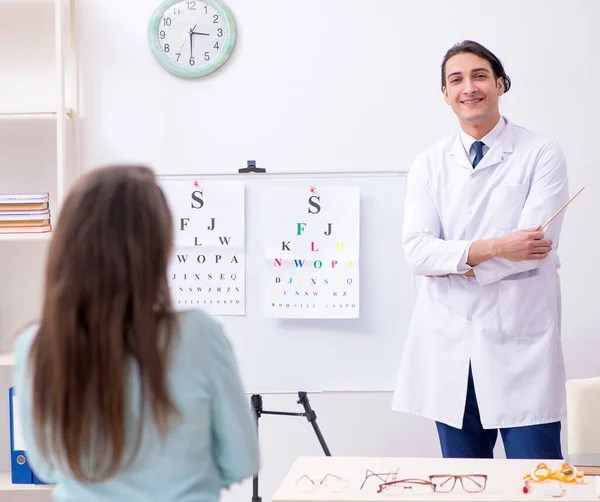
[13,309,259,501]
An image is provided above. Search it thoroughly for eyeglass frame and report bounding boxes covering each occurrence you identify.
[377,473,488,494]
[428,473,488,493]
[377,478,436,494]
[295,473,348,492]
[360,468,400,490]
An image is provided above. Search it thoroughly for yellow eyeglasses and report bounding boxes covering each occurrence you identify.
[523,462,584,485]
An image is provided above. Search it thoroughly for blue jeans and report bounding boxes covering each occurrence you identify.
[436,366,562,459]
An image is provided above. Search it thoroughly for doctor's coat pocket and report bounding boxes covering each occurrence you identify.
[489,183,528,231]
[414,278,449,330]
[498,271,553,336]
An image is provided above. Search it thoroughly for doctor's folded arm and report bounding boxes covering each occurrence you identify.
[392,40,570,461]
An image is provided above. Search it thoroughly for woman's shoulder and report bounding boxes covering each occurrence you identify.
[175,308,219,333]
[13,322,40,363]
[174,308,232,352]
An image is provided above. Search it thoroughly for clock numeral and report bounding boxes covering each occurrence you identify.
[217,28,223,37]
[172,6,180,14]
[204,5,208,13]
[163,17,172,26]
[187,1,196,10]
[204,52,210,61]
[214,42,220,50]
[213,14,219,23]
[163,44,170,52]
[176,52,182,62]
[159,30,166,39]
[189,57,196,66]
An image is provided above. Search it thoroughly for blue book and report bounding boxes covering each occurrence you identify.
[9,387,33,484]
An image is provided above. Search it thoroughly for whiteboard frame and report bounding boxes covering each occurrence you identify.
[158,170,411,180]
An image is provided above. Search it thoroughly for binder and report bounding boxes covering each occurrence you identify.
[9,387,33,484]
[33,472,50,485]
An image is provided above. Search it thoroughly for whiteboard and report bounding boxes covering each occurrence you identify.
[157,172,413,393]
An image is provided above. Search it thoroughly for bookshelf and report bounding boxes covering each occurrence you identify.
[0,0,78,494]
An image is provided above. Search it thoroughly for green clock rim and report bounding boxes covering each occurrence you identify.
[147,0,236,78]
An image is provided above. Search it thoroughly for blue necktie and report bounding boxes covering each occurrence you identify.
[472,141,485,168]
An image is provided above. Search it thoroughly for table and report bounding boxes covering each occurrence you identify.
[272,456,599,502]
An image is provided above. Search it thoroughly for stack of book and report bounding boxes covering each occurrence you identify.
[0,193,51,234]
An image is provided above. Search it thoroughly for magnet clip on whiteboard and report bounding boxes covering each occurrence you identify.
[238,160,266,174]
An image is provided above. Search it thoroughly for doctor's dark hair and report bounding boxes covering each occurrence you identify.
[28,164,180,482]
[441,40,511,93]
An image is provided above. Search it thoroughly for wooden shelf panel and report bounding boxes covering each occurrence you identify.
[0,352,14,366]
[0,0,53,4]
[0,234,52,242]
[0,471,53,490]
[0,109,73,118]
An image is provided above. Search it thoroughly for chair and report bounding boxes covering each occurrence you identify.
[566,376,600,474]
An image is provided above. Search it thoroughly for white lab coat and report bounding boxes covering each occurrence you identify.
[392,117,569,429]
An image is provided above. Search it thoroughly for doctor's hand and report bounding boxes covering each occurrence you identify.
[494,225,553,261]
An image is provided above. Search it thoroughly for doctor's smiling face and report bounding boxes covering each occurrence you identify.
[443,53,504,137]
[441,41,510,139]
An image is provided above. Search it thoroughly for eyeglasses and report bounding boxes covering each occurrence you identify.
[295,473,348,493]
[428,474,488,493]
[524,462,584,484]
[360,468,400,490]
[377,474,487,495]
[377,478,436,495]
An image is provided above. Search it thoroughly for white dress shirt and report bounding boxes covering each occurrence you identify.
[460,116,506,166]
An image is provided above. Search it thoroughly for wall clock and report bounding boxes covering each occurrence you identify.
[148,0,236,78]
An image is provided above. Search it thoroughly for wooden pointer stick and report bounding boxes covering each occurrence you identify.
[541,186,585,231]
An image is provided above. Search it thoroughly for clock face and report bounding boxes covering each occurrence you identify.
[148,0,236,78]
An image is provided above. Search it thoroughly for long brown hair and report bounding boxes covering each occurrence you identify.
[29,165,179,482]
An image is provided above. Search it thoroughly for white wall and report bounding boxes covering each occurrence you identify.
[75,0,600,501]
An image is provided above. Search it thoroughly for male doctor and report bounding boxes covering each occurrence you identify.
[392,40,569,459]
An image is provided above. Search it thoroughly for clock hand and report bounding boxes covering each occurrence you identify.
[177,37,188,57]
[189,25,197,58]
[191,31,210,36]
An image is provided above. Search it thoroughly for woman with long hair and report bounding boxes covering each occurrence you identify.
[13,165,259,501]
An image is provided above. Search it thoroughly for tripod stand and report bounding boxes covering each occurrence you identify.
[250,391,331,502]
